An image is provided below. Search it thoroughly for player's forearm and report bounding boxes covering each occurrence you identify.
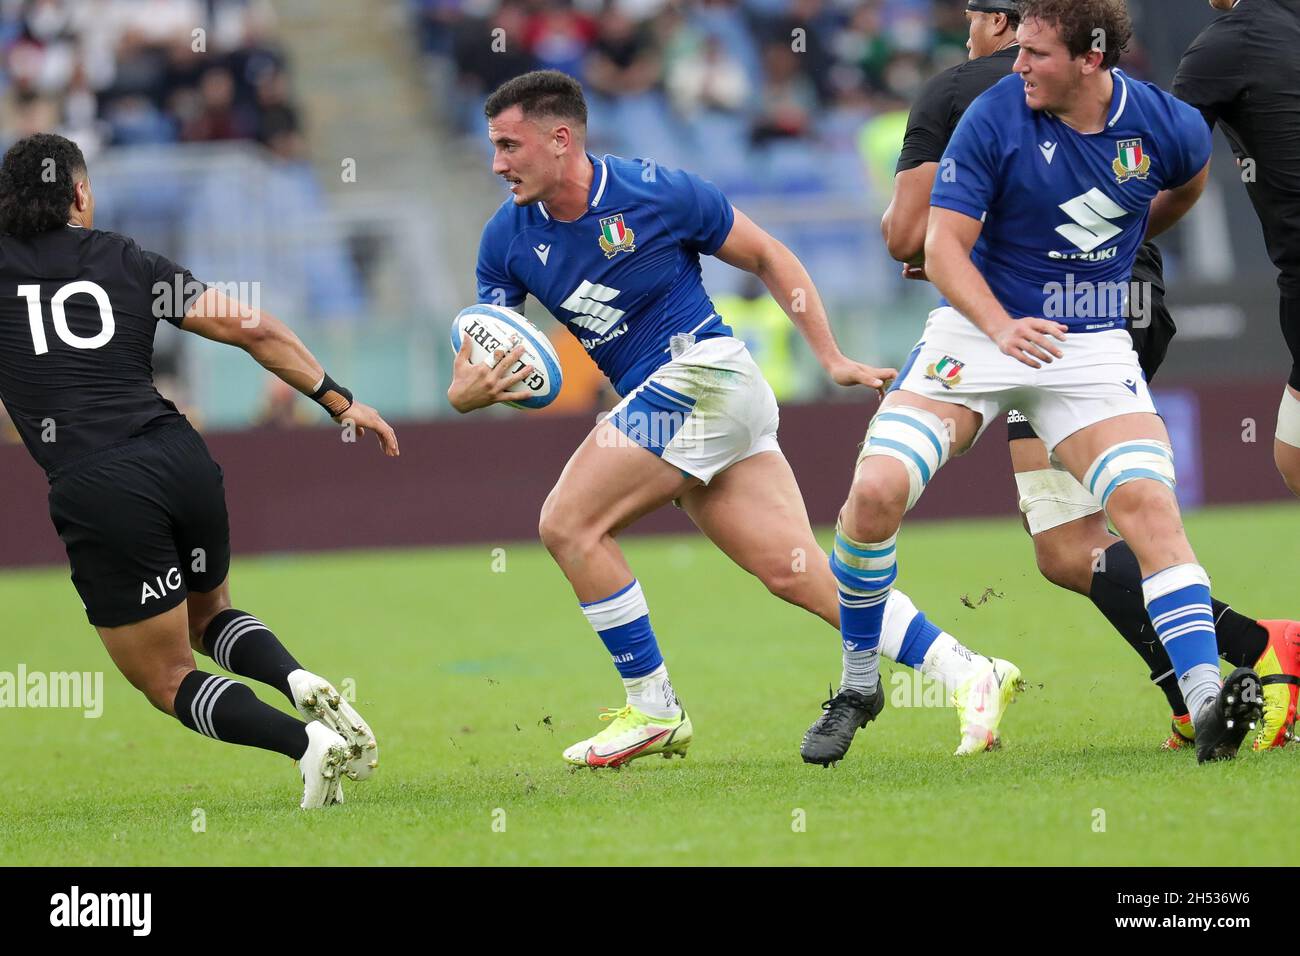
[241,312,326,396]
[925,234,1015,339]
[754,246,844,370]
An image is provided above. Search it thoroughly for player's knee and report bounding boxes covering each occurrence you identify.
[1086,440,1177,527]
[187,599,230,653]
[845,467,908,540]
[1031,529,1091,593]
[1275,444,1300,497]
[762,562,818,611]
[138,663,193,716]
[538,498,594,560]
[855,405,951,521]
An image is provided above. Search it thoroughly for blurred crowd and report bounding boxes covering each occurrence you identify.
[417,0,970,178]
[414,0,1153,193]
[0,0,304,161]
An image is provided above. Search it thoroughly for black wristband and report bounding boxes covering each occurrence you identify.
[310,373,354,417]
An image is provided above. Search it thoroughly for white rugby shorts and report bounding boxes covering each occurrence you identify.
[893,306,1156,452]
[605,336,780,483]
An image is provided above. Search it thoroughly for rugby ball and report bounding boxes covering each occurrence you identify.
[450,304,563,409]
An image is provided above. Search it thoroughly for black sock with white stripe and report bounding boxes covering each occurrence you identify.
[203,609,302,703]
[1210,601,1268,669]
[173,670,308,759]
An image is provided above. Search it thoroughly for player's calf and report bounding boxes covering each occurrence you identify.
[1075,438,1236,750]
[197,608,304,705]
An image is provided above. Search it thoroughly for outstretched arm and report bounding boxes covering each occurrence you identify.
[713,207,897,393]
[181,287,399,456]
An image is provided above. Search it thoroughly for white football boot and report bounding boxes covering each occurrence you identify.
[952,657,1023,756]
[288,669,378,781]
[299,721,349,809]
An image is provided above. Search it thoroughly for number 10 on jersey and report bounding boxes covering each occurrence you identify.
[18,281,116,354]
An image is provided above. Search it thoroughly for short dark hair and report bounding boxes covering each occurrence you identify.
[0,133,87,238]
[484,70,587,128]
[1018,0,1131,70]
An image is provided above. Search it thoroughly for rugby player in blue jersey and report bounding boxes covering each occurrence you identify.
[448,71,1023,767]
[831,0,1264,763]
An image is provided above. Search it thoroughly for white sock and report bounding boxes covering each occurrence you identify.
[876,589,913,662]
[1181,663,1222,725]
[839,646,880,696]
[878,590,985,693]
[624,664,679,719]
[920,633,986,695]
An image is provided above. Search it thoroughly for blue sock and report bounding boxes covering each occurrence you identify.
[831,524,897,692]
[895,610,941,670]
[579,579,663,679]
[1142,563,1220,718]
[830,525,897,650]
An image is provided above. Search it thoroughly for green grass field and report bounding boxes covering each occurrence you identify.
[2,503,1297,866]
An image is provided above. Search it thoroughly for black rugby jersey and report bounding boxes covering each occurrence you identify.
[1173,0,1300,295]
[0,225,203,477]
[896,44,1021,172]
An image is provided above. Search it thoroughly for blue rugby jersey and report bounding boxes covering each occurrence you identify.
[931,70,1211,332]
[475,154,736,396]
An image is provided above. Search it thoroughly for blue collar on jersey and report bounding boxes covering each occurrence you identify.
[537,153,610,222]
[1043,69,1130,132]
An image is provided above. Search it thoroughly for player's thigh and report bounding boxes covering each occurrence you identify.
[678,450,822,582]
[541,420,699,541]
[884,388,983,453]
[96,602,194,716]
[165,427,232,598]
[48,454,191,631]
[1051,412,1170,481]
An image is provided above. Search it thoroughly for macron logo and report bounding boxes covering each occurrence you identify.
[1039,141,1057,165]
[534,244,550,266]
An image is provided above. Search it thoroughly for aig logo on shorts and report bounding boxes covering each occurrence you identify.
[141,567,182,605]
[925,355,965,389]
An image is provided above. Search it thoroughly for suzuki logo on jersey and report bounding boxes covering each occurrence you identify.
[597,214,636,258]
[1053,189,1128,255]
[141,567,183,605]
[560,280,627,336]
[1112,138,1151,184]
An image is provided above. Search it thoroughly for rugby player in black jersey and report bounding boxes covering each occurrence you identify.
[819,0,1296,760]
[1174,0,1300,498]
[0,133,400,808]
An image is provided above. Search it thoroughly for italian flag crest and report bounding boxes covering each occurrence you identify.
[598,213,636,258]
[1112,138,1151,183]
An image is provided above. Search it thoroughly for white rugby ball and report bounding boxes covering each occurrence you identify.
[450,304,564,410]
